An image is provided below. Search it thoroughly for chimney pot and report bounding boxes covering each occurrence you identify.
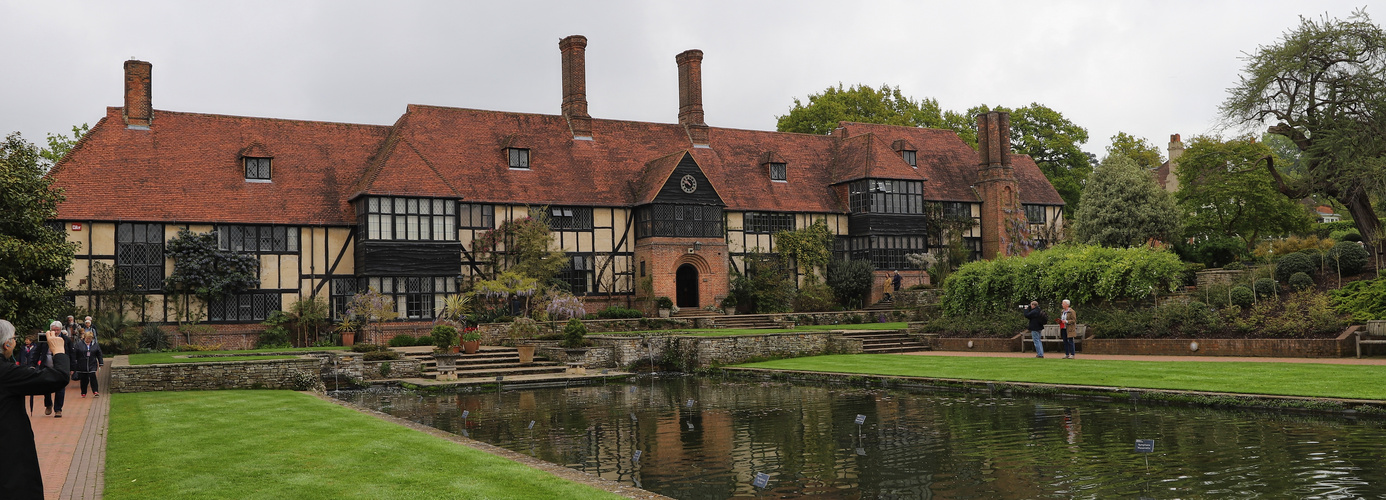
[676,49,709,145]
[1171,133,1181,143]
[559,35,592,138]
[123,60,152,128]
[975,111,1010,166]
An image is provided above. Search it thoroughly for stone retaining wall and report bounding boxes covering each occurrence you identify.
[363,358,422,380]
[111,356,322,393]
[930,327,1361,358]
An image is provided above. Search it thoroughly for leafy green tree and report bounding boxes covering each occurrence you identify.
[1071,154,1180,248]
[972,103,1093,216]
[39,123,89,172]
[776,84,948,135]
[1220,9,1386,260]
[164,228,260,308]
[1107,132,1165,171]
[729,252,795,313]
[826,258,874,309]
[0,133,77,332]
[1176,136,1314,249]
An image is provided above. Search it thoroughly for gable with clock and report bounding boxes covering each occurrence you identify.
[653,153,722,206]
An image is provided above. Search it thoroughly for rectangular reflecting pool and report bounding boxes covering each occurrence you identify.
[337,375,1386,499]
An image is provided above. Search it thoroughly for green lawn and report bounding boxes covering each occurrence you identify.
[106,391,623,500]
[607,322,907,337]
[738,354,1386,400]
[126,346,348,365]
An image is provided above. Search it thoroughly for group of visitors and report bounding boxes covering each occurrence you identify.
[1020,300,1078,359]
[0,317,84,498]
[17,316,104,418]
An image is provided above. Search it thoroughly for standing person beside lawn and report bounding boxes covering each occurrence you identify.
[0,319,71,499]
[72,331,102,397]
[1058,299,1077,359]
[1021,300,1047,358]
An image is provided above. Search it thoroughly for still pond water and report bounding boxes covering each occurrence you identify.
[338,376,1386,499]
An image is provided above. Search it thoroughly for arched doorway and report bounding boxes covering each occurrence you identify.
[676,264,699,308]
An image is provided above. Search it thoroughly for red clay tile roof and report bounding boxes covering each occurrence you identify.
[50,104,1065,226]
[48,107,390,225]
[839,122,1064,205]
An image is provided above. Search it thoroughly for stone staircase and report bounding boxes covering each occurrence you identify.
[671,308,719,318]
[838,330,930,354]
[862,299,897,312]
[714,314,780,329]
[400,346,566,380]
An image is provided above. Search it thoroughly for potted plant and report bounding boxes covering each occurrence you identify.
[560,318,591,363]
[432,324,459,353]
[460,327,482,354]
[508,317,539,364]
[720,295,737,315]
[656,296,673,318]
[334,318,359,346]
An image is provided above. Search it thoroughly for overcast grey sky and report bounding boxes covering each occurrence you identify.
[0,1,1373,159]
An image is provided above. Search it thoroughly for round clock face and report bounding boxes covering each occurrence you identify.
[680,174,698,193]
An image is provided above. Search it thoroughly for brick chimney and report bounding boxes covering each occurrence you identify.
[676,49,710,146]
[123,60,152,128]
[559,35,592,139]
[974,111,1027,258]
[1164,133,1186,193]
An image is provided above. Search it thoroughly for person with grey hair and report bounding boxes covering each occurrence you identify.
[1058,299,1078,359]
[0,319,71,498]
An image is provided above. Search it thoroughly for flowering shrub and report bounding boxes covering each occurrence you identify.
[939,244,1184,314]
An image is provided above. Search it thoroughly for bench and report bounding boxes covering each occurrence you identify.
[1020,324,1086,353]
[1357,320,1386,358]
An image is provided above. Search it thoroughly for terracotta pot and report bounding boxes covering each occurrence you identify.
[462,340,480,354]
[516,345,536,364]
[341,332,355,346]
[449,345,462,354]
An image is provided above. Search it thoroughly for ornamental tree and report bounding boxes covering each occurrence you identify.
[164,228,260,304]
[1175,135,1313,249]
[1072,154,1181,248]
[1220,8,1386,261]
[0,133,76,332]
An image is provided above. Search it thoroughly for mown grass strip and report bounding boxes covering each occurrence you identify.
[738,354,1386,400]
[126,346,348,365]
[105,390,623,500]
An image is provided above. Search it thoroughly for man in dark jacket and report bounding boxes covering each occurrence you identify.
[73,331,103,397]
[0,319,72,499]
[1021,300,1047,358]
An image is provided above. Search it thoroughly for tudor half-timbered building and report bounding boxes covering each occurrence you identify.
[47,36,1064,324]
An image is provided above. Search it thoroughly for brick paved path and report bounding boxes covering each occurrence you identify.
[31,364,110,500]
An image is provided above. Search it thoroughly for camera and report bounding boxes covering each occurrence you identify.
[1019,304,1028,310]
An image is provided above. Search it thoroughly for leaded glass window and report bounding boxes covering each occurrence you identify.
[743,212,795,234]
[848,179,923,214]
[245,157,271,180]
[116,222,164,291]
[509,148,530,169]
[356,196,457,241]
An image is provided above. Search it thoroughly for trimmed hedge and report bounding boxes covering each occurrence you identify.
[1326,241,1369,276]
[1274,252,1315,282]
[940,244,1184,314]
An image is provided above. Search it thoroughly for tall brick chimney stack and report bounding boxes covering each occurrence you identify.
[1163,133,1186,192]
[974,111,1027,258]
[675,49,710,146]
[559,35,593,139]
[123,60,152,128]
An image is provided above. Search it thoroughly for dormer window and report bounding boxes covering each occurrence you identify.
[245,157,272,181]
[769,162,787,181]
[508,148,530,169]
[891,139,918,168]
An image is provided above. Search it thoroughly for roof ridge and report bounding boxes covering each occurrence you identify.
[45,115,108,179]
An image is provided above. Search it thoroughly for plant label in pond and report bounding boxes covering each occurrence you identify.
[633,450,642,462]
[496,376,503,381]
[687,421,694,430]
[687,399,695,407]
[631,413,638,422]
[1135,439,1155,453]
[855,414,867,425]
[752,472,770,489]
[461,410,469,419]
[856,447,866,456]
[630,386,637,393]
[528,420,536,429]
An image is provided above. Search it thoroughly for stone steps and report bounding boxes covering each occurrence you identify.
[837,330,930,354]
[715,315,780,329]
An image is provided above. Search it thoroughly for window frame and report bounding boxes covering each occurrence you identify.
[901,150,917,167]
[115,222,165,292]
[742,211,795,234]
[768,162,787,181]
[244,157,272,181]
[508,148,531,169]
[357,196,458,242]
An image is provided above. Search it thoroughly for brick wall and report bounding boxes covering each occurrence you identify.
[110,356,322,393]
